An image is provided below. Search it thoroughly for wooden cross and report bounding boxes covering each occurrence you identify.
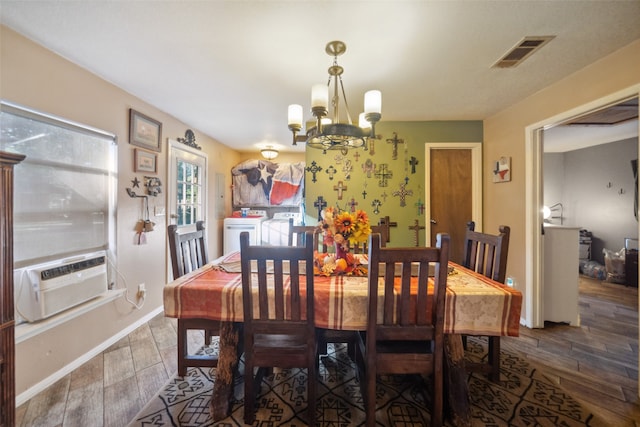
[305,161,322,183]
[392,182,413,207]
[408,219,425,247]
[313,196,327,221]
[348,197,358,212]
[371,198,382,214]
[415,199,425,215]
[325,165,337,180]
[375,164,393,187]
[342,160,353,180]
[409,156,419,174]
[378,215,397,243]
[362,158,375,178]
[352,151,361,162]
[386,132,403,160]
[334,181,348,200]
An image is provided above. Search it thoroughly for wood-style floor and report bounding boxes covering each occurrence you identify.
[15,276,640,426]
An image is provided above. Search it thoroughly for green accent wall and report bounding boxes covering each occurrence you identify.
[305,120,483,247]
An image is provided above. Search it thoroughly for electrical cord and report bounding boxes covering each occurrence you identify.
[107,255,145,310]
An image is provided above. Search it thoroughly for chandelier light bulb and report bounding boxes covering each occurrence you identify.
[364,90,382,114]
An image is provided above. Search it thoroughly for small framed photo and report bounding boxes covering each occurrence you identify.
[129,109,162,152]
[134,148,157,173]
[492,156,511,183]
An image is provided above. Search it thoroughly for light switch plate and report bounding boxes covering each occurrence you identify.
[155,206,166,216]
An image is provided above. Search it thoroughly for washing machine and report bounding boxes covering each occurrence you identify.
[223,210,267,254]
[261,212,302,246]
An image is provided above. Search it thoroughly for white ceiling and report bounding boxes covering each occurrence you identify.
[1,1,639,154]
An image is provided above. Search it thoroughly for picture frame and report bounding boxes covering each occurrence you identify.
[129,109,162,152]
[134,148,157,173]
[492,156,511,183]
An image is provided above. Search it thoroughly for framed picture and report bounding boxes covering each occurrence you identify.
[492,156,511,183]
[134,148,157,173]
[129,109,162,152]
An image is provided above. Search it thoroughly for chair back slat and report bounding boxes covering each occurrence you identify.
[462,221,510,283]
[168,221,209,279]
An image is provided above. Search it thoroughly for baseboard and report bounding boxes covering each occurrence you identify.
[16,305,164,407]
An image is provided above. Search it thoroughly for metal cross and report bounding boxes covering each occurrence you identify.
[386,132,403,160]
[415,199,425,215]
[348,197,358,212]
[334,154,344,165]
[408,219,425,247]
[305,161,323,183]
[362,158,375,178]
[409,156,419,174]
[381,191,388,202]
[334,181,348,200]
[361,189,368,199]
[325,165,337,180]
[374,164,393,187]
[392,182,413,207]
[342,160,353,180]
[371,199,382,215]
[352,151,361,162]
[314,196,327,221]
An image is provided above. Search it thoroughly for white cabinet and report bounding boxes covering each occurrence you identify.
[543,225,580,326]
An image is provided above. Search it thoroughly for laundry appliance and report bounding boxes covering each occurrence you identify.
[223,210,267,254]
[261,212,302,246]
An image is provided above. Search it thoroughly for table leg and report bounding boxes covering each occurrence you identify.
[210,321,241,420]
[444,333,471,427]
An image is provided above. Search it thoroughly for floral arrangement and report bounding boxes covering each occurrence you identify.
[313,207,371,276]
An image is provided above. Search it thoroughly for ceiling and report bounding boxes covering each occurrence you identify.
[1,1,639,154]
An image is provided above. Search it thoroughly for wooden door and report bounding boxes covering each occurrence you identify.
[428,148,473,264]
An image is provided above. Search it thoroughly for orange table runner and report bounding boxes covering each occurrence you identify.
[163,252,522,336]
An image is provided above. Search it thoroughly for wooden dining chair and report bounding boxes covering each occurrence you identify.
[168,221,220,376]
[240,230,317,425]
[287,217,322,250]
[461,221,510,382]
[356,232,450,427]
[319,226,388,361]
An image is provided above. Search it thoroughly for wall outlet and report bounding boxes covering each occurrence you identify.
[137,283,146,298]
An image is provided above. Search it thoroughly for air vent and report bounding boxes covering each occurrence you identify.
[493,36,555,68]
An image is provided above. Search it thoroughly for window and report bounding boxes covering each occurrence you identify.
[0,101,116,267]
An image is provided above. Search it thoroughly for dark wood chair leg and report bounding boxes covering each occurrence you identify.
[488,336,501,383]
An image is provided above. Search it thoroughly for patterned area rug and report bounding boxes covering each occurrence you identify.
[128,337,600,426]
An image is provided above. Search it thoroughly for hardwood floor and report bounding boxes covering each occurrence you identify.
[15,276,640,426]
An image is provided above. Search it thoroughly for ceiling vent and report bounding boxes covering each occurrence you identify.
[493,36,555,68]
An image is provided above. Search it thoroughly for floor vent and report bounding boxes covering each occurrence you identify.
[493,36,555,68]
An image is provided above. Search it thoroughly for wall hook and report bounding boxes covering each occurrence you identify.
[126,188,148,198]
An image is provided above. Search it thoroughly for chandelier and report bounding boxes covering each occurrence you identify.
[287,41,382,152]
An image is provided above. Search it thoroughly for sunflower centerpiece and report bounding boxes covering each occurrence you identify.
[314,207,371,276]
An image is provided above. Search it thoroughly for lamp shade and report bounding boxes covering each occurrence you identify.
[311,84,329,109]
[364,90,382,114]
[288,104,303,126]
[261,146,279,160]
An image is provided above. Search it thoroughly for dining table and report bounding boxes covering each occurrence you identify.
[163,251,522,426]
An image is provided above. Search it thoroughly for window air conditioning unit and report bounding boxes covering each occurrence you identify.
[16,251,109,322]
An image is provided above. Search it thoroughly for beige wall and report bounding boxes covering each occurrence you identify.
[1,26,240,397]
[484,39,640,322]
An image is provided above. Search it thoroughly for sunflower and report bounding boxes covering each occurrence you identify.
[334,211,356,235]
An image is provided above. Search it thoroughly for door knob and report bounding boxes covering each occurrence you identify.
[430,219,437,224]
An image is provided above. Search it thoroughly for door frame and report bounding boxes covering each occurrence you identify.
[167,139,208,229]
[424,142,483,244]
[525,85,640,331]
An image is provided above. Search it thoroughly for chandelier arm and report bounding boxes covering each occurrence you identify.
[338,75,354,125]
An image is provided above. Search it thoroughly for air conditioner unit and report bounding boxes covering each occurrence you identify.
[16,251,109,322]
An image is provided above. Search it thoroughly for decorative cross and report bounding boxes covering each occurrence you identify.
[334,154,344,165]
[409,156,419,174]
[342,159,353,180]
[361,189,368,199]
[334,181,348,200]
[381,191,388,202]
[305,161,322,183]
[362,158,375,178]
[408,219,425,247]
[378,216,397,243]
[348,197,358,212]
[352,151,361,162]
[386,132,403,160]
[405,176,409,185]
[314,196,327,221]
[369,139,375,155]
[415,199,425,215]
[371,199,382,215]
[325,165,337,180]
[392,182,413,207]
[374,164,393,187]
